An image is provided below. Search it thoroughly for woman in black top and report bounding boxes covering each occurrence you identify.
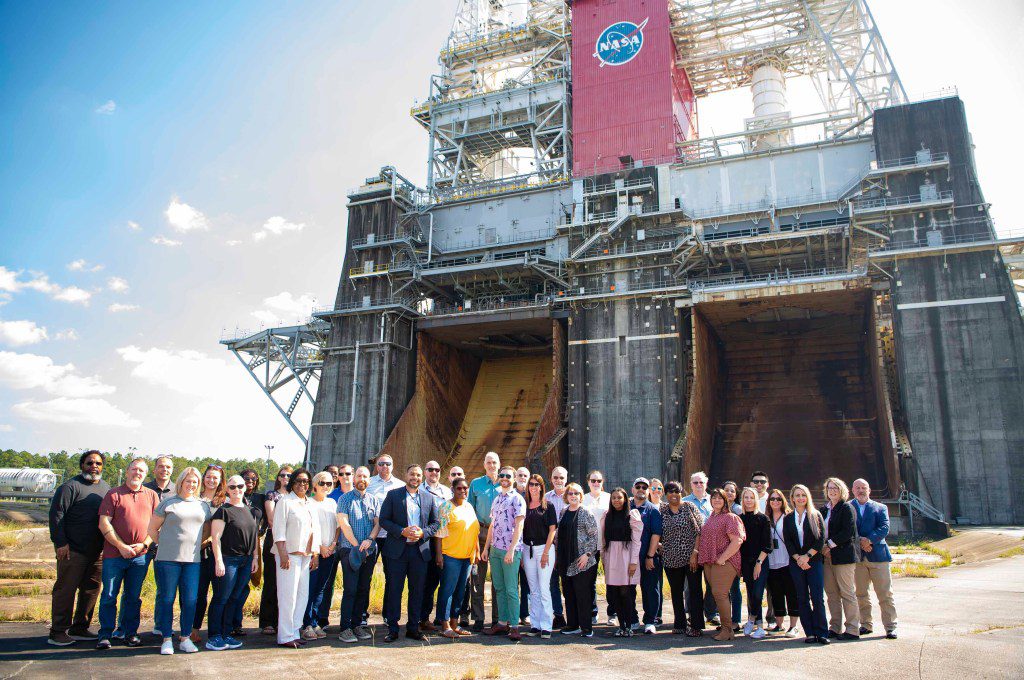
[782,484,828,644]
[555,484,599,638]
[822,477,861,640]
[739,487,772,639]
[520,474,558,638]
[230,468,264,637]
[207,475,259,651]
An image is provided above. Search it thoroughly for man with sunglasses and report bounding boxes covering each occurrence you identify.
[467,452,502,631]
[750,472,770,513]
[583,470,611,625]
[481,466,526,641]
[367,455,404,626]
[316,464,354,630]
[682,471,718,624]
[544,467,569,629]
[419,461,452,633]
[48,451,111,646]
[630,477,663,634]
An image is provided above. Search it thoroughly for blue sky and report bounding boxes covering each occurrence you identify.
[1,1,1021,463]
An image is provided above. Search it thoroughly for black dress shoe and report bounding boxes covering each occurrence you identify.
[817,636,831,645]
[231,627,248,637]
[886,630,898,639]
[125,635,142,647]
[804,636,818,644]
[827,630,839,639]
[859,626,872,635]
[471,620,484,633]
[552,615,567,629]
[406,630,426,641]
[383,631,400,643]
[839,632,860,641]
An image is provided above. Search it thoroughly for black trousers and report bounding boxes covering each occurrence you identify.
[383,545,427,634]
[257,534,278,629]
[768,565,799,617]
[605,584,637,630]
[665,564,705,631]
[193,548,215,630]
[421,554,442,623]
[560,565,597,634]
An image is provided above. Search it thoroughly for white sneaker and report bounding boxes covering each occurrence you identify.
[643,624,656,635]
[591,615,598,625]
[785,626,800,638]
[743,621,755,636]
[179,637,199,654]
[160,639,174,655]
[607,616,618,627]
[750,627,767,639]
[630,622,643,632]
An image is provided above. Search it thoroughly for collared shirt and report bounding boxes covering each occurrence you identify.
[328,485,352,504]
[337,489,380,549]
[852,498,867,517]
[468,474,501,526]
[143,479,175,504]
[424,481,453,505]
[756,492,769,514]
[545,489,568,521]
[98,484,159,560]
[367,475,404,538]
[630,499,663,560]
[682,493,712,518]
[405,490,421,532]
[489,489,526,552]
[795,510,806,545]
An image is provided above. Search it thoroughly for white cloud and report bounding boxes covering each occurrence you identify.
[0,293,11,307]
[53,286,92,304]
[0,320,48,346]
[107,276,129,293]
[55,329,79,341]
[0,424,12,433]
[95,100,117,115]
[127,221,141,232]
[165,197,209,233]
[251,291,318,326]
[107,303,139,313]
[118,345,236,397]
[13,397,139,428]
[225,239,242,246]
[253,216,305,242]
[67,259,103,273]
[2,268,93,306]
[0,267,19,293]
[0,350,116,397]
[151,235,182,247]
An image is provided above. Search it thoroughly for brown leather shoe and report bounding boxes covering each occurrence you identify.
[508,628,522,641]
[189,630,202,644]
[419,620,437,633]
[483,623,510,636]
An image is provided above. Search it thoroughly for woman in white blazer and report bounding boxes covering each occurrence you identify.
[272,468,321,647]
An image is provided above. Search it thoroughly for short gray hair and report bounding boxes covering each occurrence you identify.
[690,471,708,483]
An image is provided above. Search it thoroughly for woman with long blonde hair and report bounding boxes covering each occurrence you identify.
[520,473,557,638]
[782,484,828,644]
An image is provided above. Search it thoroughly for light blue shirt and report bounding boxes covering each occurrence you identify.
[367,474,404,538]
[405,490,421,529]
[682,493,712,518]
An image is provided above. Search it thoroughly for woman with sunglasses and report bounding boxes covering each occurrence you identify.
[301,471,340,641]
[206,475,259,651]
[520,474,558,638]
[191,465,226,645]
[582,470,611,625]
[436,477,478,638]
[148,467,212,655]
[765,488,800,637]
[555,483,599,638]
[601,487,642,637]
[273,468,321,648]
[697,487,746,642]
[660,481,704,636]
[721,480,743,630]
[258,465,293,635]
[783,484,828,644]
[739,487,772,639]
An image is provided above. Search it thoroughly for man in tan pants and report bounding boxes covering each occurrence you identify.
[851,479,898,638]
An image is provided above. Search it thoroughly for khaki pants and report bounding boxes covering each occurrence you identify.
[823,558,859,635]
[50,549,102,635]
[704,562,739,638]
[855,560,897,632]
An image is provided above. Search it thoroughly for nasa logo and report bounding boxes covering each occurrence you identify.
[593,18,648,67]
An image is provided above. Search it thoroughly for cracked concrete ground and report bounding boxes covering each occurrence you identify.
[1,555,1021,679]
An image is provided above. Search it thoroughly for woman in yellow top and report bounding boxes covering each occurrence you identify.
[434,477,478,638]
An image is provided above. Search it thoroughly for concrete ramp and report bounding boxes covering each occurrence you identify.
[443,356,551,478]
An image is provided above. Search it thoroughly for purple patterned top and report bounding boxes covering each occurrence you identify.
[489,489,526,552]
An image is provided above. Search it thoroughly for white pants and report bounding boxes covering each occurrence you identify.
[276,553,310,643]
[521,546,555,632]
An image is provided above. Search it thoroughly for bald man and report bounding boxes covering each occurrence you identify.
[466,452,501,630]
[850,479,897,639]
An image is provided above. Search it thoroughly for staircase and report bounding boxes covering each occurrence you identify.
[443,356,551,478]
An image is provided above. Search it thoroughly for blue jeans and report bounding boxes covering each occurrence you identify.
[98,555,149,639]
[789,559,827,637]
[208,555,252,639]
[155,560,201,638]
[743,563,770,622]
[193,549,214,631]
[639,555,663,625]
[436,555,471,622]
[549,568,564,617]
[338,547,375,630]
[730,574,742,624]
[303,552,337,628]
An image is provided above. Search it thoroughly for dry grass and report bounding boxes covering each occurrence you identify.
[997,545,1024,559]
[0,567,55,580]
[892,562,937,578]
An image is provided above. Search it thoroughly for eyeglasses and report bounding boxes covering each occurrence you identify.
[278,473,291,478]
[316,481,333,487]
[497,473,512,479]
[566,491,581,497]
[339,472,353,476]
[293,478,310,486]
[752,479,768,485]
[770,497,784,503]
[377,461,393,467]
[228,484,245,490]
[651,487,663,492]
[691,481,706,485]
[634,484,648,490]
[589,479,602,484]
[528,481,541,487]
[207,465,223,471]
[243,476,258,482]
[425,467,440,473]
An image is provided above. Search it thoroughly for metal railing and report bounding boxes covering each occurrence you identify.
[583,176,655,195]
[688,265,867,292]
[871,225,1024,253]
[852,190,953,212]
[351,230,421,248]
[434,228,556,254]
[689,190,844,220]
[873,151,950,171]
[433,172,568,204]
[312,297,420,316]
[421,295,547,318]
[702,218,848,243]
[573,239,678,261]
[348,263,391,278]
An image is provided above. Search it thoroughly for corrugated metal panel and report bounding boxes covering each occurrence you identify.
[571,0,695,176]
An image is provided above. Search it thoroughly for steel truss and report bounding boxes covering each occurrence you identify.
[221,322,328,447]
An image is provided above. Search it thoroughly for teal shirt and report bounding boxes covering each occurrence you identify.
[467,475,501,526]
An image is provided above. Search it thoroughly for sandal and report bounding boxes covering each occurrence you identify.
[441,629,459,639]
[277,641,301,649]
[261,626,276,635]
[454,627,472,637]
[685,627,702,638]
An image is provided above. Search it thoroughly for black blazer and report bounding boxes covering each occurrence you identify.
[824,501,861,565]
[782,510,825,563]
[379,486,441,562]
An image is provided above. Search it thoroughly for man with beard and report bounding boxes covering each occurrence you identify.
[466,452,501,631]
[336,466,380,643]
[48,451,111,646]
[631,477,663,634]
[379,464,441,642]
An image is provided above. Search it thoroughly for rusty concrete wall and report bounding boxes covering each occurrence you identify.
[683,309,722,478]
[378,333,480,472]
[527,320,566,476]
[869,298,902,494]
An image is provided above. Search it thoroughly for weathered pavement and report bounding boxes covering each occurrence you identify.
[1,556,1022,680]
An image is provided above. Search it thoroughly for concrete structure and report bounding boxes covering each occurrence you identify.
[223,0,1024,527]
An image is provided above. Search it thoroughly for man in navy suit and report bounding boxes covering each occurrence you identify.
[378,463,441,643]
[850,479,897,639]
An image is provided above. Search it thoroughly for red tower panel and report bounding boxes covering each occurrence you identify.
[571,0,696,176]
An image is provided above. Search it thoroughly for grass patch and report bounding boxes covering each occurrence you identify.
[0,584,43,597]
[0,567,55,580]
[0,600,50,622]
[997,546,1024,559]
[892,562,937,578]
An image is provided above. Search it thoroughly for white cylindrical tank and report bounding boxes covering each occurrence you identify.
[751,60,787,117]
[0,468,59,494]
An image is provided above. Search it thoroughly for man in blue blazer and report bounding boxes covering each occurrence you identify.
[378,463,441,642]
[851,479,897,639]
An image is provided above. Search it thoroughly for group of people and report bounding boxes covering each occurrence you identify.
[46,449,898,655]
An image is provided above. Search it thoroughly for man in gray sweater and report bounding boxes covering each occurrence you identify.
[47,450,111,646]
